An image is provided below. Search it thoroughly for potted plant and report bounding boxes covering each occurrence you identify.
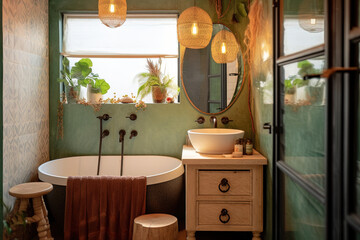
[57,57,80,104]
[284,78,296,105]
[71,58,110,104]
[136,58,179,103]
[3,203,33,240]
[294,60,322,104]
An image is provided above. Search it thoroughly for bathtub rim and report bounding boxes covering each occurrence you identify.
[38,155,184,186]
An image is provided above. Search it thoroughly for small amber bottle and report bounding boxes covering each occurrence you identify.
[246,139,253,155]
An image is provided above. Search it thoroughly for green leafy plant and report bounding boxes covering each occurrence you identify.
[57,57,79,90]
[136,58,179,100]
[2,201,28,239]
[284,60,323,92]
[284,78,295,94]
[67,58,110,95]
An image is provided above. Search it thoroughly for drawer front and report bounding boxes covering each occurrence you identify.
[198,170,252,196]
[198,202,252,226]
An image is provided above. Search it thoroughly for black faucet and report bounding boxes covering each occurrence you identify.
[130,130,138,139]
[210,116,217,128]
[119,130,126,142]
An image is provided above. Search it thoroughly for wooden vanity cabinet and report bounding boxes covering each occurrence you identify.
[182,146,267,240]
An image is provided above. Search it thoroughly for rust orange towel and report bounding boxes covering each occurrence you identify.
[64,176,146,240]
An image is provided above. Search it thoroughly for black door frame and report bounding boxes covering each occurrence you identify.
[344,0,360,239]
[272,0,330,239]
[273,0,360,239]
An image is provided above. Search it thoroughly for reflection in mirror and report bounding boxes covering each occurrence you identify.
[182,24,244,114]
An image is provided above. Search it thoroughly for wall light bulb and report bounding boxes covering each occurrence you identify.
[191,23,198,35]
[310,18,316,25]
[109,4,115,13]
[221,42,227,54]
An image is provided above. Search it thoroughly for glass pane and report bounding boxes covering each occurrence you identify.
[281,174,326,240]
[209,54,221,75]
[209,103,220,113]
[209,77,221,101]
[68,57,179,102]
[358,0,360,27]
[63,14,178,55]
[282,0,324,55]
[280,56,326,191]
[355,44,360,215]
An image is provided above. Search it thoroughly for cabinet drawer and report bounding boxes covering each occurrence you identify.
[198,202,252,226]
[198,170,251,196]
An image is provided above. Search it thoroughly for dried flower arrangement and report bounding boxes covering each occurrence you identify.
[135,100,147,111]
[136,58,179,102]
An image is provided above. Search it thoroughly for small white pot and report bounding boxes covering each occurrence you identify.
[295,86,310,104]
[87,85,103,104]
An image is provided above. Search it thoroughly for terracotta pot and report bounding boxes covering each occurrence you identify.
[65,86,79,104]
[152,86,167,103]
[284,93,295,105]
[87,85,103,104]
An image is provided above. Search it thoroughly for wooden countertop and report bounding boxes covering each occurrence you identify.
[182,145,268,165]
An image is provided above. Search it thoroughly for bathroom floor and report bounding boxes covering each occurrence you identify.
[177,230,253,239]
[178,230,186,240]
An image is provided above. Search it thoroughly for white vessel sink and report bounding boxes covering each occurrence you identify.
[187,128,245,154]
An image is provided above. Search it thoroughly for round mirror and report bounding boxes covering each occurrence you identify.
[181,24,245,114]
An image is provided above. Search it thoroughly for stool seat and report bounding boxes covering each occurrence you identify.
[9,182,53,240]
[9,182,53,198]
[133,214,178,240]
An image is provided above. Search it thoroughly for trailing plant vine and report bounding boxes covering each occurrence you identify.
[243,0,264,134]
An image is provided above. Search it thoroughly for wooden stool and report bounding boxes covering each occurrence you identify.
[9,182,54,240]
[133,213,178,240]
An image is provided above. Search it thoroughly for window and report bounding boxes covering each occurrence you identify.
[62,14,179,102]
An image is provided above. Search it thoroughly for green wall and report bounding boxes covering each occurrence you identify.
[0,0,3,234]
[250,0,273,239]
[49,0,252,160]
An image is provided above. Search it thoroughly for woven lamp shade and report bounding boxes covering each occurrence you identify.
[298,0,324,33]
[99,0,127,28]
[298,14,324,33]
[177,6,213,49]
[211,30,239,64]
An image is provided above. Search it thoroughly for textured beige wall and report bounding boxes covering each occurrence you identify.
[2,0,49,208]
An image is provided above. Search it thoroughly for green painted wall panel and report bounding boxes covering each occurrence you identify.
[49,0,252,160]
[0,0,3,233]
[250,0,273,239]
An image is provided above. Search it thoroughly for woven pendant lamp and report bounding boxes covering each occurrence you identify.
[298,14,324,33]
[99,0,127,28]
[177,6,213,49]
[298,0,324,33]
[211,29,239,64]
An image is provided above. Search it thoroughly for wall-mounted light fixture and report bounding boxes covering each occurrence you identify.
[98,0,127,28]
[177,6,213,49]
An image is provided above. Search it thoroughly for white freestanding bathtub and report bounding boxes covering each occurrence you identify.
[38,155,185,238]
[38,155,184,185]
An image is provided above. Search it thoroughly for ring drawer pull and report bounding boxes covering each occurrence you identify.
[218,178,230,193]
[219,208,230,224]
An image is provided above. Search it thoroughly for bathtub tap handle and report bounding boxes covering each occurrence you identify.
[102,130,110,138]
[119,130,126,142]
[130,130,138,139]
[126,114,137,121]
[97,114,112,121]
